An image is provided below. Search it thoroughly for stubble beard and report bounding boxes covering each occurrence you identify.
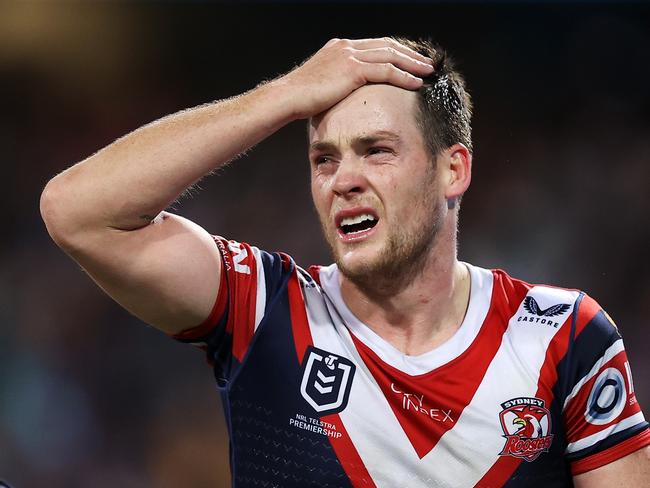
[323,189,443,298]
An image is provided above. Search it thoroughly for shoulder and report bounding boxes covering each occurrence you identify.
[472,264,623,356]
[477,265,582,326]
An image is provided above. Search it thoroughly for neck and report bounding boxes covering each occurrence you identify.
[339,226,470,356]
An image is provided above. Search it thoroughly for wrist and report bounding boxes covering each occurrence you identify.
[259,76,306,123]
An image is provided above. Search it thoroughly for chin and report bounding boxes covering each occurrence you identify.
[334,240,383,273]
[323,219,433,294]
[332,226,437,296]
[335,244,401,292]
[336,255,374,280]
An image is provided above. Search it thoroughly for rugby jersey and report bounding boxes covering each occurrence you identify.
[174,237,650,487]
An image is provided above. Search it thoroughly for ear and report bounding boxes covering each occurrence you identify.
[441,143,472,201]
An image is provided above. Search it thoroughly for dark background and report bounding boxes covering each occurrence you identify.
[1,1,649,487]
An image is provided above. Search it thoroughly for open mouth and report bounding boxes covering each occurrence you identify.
[335,208,380,241]
[339,213,378,235]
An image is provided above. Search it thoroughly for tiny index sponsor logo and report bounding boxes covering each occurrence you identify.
[390,383,454,423]
[517,296,571,328]
[499,396,554,462]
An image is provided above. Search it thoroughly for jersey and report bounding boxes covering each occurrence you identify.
[173,237,650,488]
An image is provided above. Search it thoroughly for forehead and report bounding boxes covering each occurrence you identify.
[309,84,421,145]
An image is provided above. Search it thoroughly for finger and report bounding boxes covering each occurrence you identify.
[359,62,424,90]
[354,47,434,77]
[347,38,433,65]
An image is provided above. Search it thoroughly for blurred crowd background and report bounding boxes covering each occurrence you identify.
[1,2,649,487]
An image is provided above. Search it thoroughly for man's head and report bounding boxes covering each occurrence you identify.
[308,38,473,294]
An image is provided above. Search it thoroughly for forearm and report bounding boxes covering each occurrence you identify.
[41,79,296,241]
[37,37,435,333]
[42,38,434,250]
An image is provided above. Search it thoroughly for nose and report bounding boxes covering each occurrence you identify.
[331,157,367,198]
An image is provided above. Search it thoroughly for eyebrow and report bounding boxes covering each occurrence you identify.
[309,130,402,153]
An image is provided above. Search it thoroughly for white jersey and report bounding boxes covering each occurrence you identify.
[173,237,650,487]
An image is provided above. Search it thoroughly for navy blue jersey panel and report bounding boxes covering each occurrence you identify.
[216,250,291,388]
[209,312,234,386]
[174,311,233,385]
[553,310,620,406]
[225,284,352,488]
[219,386,236,478]
[260,250,287,311]
[502,397,572,487]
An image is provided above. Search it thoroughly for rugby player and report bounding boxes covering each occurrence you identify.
[41,37,650,487]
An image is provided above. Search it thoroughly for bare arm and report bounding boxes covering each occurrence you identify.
[573,446,650,487]
[40,38,435,335]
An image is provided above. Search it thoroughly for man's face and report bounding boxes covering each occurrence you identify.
[309,85,446,291]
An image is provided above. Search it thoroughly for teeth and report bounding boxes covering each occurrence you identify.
[340,214,376,227]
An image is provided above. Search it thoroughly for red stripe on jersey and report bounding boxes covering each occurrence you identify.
[321,413,377,488]
[349,270,516,459]
[570,428,650,475]
[287,270,314,365]
[308,265,323,287]
[478,291,598,485]
[219,239,258,362]
[537,293,596,403]
[475,457,521,488]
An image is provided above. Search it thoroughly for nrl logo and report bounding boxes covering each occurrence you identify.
[300,346,356,415]
[498,397,554,462]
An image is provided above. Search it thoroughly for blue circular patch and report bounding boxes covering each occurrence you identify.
[585,367,626,425]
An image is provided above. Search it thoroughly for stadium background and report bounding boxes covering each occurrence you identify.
[1,2,649,486]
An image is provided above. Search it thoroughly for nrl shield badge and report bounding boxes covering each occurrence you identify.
[300,346,356,415]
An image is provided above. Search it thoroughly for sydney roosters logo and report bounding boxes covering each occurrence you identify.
[498,397,554,462]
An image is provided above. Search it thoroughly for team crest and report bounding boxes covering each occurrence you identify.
[499,397,554,462]
[300,346,355,415]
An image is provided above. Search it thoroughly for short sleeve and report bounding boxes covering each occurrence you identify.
[561,294,650,475]
[172,236,292,384]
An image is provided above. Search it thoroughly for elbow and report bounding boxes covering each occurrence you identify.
[40,175,83,252]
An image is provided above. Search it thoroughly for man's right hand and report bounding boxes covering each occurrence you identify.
[277,37,435,120]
